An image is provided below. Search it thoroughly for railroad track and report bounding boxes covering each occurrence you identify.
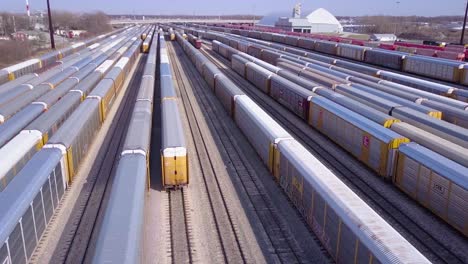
[170,41,331,263]
[200,43,467,264]
[168,189,193,264]
[48,55,147,264]
[168,41,247,264]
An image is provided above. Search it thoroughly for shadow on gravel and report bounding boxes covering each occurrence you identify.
[149,49,164,192]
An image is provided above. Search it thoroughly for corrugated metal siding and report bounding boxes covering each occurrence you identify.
[215,76,244,115]
[202,63,221,90]
[32,193,46,241]
[22,208,36,258]
[403,56,460,82]
[231,55,249,77]
[297,38,315,50]
[123,101,152,153]
[10,222,26,264]
[0,243,8,264]
[246,63,273,94]
[314,41,337,55]
[364,49,404,70]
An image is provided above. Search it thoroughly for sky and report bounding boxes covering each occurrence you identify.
[0,0,466,17]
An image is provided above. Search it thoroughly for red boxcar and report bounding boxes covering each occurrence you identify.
[436,50,465,61]
[188,34,202,49]
[379,43,397,50]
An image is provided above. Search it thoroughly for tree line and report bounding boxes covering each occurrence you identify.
[1,11,112,36]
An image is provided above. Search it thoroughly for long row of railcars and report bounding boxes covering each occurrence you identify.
[189,26,468,106]
[0,27,146,191]
[92,28,158,264]
[175,31,431,263]
[0,27,140,111]
[189,27,468,113]
[0,28,139,126]
[160,29,189,189]
[191,28,468,134]
[189,27,468,137]
[188,26,468,102]
[0,26,144,264]
[196,24,468,86]
[141,26,155,53]
[208,38,468,237]
[0,26,131,86]
[0,33,117,97]
[233,35,468,142]
[208,23,468,61]
[190,28,468,135]
[0,30,144,193]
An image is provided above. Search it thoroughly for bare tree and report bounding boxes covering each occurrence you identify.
[0,40,33,68]
[51,11,81,30]
[79,12,112,34]
[46,11,112,35]
[0,13,32,35]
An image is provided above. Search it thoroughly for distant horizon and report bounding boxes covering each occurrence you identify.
[1,0,465,17]
[2,12,466,19]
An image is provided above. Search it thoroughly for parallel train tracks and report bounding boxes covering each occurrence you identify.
[168,41,330,263]
[168,41,247,263]
[199,43,467,264]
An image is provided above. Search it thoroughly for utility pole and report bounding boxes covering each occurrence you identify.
[26,0,30,17]
[12,16,16,33]
[461,0,468,45]
[394,1,400,35]
[251,4,255,27]
[46,0,55,49]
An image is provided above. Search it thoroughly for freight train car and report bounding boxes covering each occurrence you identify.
[188,33,202,49]
[395,142,468,236]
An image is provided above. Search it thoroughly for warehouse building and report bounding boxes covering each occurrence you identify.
[275,17,313,33]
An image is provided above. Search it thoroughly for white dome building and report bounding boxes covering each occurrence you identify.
[306,8,343,33]
[261,7,343,34]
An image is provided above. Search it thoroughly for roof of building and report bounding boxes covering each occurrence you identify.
[306,8,342,26]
